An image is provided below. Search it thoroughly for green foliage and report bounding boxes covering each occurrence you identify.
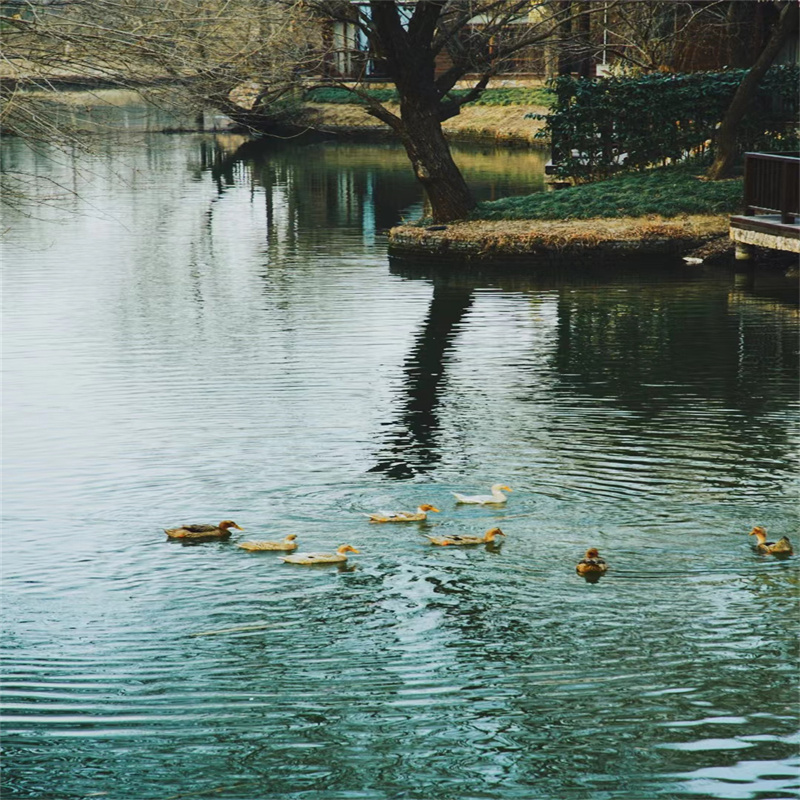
[535,67,799,181]
[303,86,553,107]
[304,87,399,104]
[472,164,743,220]
[455,87,554,107]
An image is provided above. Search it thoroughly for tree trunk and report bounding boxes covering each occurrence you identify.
[398,95,476,222]
[706,1,798,181]
[557,0,573,75]
[368,0,475,222]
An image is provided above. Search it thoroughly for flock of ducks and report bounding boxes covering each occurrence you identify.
[164,485,794,571]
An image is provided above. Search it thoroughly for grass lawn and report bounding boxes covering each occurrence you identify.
[472,164,744,220]
[304,86,554,107]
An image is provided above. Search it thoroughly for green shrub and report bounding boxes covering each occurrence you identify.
[534,67,799,181]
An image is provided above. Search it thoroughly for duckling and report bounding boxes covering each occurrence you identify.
[576,548,608,575]
[426,527,506,546]
[164,520,243,540]
[366,504,440,523]
[238,534,298,551]
[453,484,512,504]
[749,526,793,555]
[280,544,360,565]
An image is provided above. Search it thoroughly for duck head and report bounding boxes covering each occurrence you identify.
[492,484,512,493]
[419,504,441,513]
[748,526,767,543]
[220,520,244,531]
[336,545,360,555]
[585,548,601,559]
[484,527,506,542]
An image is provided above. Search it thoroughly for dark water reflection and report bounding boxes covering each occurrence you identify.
[370,284,475,479]
[2,131,799,799]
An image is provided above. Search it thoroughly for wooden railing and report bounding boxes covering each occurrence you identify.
[743,152,799,224]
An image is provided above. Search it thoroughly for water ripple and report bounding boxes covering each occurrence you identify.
[2,133,798,800]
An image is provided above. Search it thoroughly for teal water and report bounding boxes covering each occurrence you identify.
[1,130,799,800]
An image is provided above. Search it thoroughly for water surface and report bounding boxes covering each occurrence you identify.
[2,130,799,800]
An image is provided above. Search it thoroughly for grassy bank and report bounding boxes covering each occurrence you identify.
[472,164,744,221]
[390,164,744,263]
[298,86,552,144]
[302,100,549,144]
[304,86,553,107]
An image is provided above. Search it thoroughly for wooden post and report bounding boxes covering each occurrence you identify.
[780,160,793,224]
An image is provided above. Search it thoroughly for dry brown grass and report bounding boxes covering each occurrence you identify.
[390,215,730,254]
[303,102,547,142]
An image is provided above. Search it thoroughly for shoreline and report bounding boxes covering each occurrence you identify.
[299,105,746,265]
[298,102,548,146]
[5,89,759,265]
[387,216,736,265]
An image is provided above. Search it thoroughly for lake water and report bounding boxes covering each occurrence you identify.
[2,126,799,800]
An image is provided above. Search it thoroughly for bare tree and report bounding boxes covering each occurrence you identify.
[706,0,798,180]
[287,1,601,222]
[599,1,728,73]
[0,0,321,142]
[0,0,324,207]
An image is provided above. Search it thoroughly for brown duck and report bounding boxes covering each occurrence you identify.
[749,526,793,555]
[164,520,243,540]
[238,534,298,551]
[280,544,360,565]
[366,504,440,523]
[576,548,608,575]
[426,527,506,546]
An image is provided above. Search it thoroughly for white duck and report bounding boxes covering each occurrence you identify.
[453,484,512,505]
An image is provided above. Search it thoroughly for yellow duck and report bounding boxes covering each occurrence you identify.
[576,548,608,575]
[749,526,793,555]
[366,504,440,523]
[164,520,243,540]
[280,544,360,565]
[238,534,298,552]
[426,527,506,546]
[452,484,512,504]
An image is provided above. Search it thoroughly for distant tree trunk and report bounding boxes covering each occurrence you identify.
[557,0,573,75]
[706,1,798,180]
[575,3,592,78]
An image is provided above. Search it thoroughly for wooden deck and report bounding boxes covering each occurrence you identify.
[730,153,800,255]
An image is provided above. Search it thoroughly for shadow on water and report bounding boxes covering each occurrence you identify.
[385,255,799,480]
[369,284,475,479]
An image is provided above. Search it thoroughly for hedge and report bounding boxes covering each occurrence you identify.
[532,66,799,180]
